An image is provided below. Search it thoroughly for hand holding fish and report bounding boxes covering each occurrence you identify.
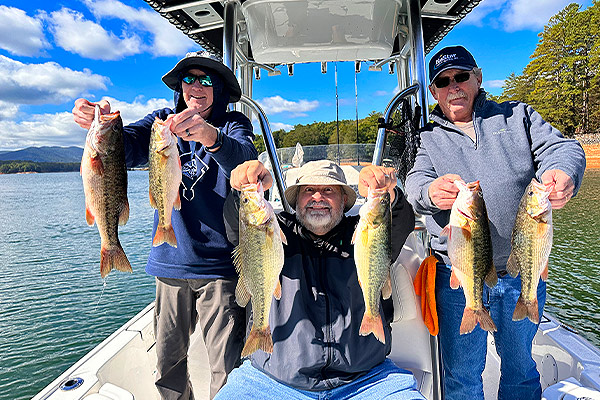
[168,107,220,148]
[230,160,273,192]
[428,173,462,210]
[72,98,111,130]
[358,165,396,202]
[541,169,574,209]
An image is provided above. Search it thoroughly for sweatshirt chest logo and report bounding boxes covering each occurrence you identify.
[180,151,209,201]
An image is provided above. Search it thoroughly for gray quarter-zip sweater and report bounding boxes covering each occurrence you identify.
[405,89,586,272]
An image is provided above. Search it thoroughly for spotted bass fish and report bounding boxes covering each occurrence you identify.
[507,178,553,324]
[442,180,497,334]
[352,188,392,344]
[233,183,286,356]
[81,106,131,278]
[149,118,182,248]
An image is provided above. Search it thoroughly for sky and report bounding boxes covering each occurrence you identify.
[0,0,593,151]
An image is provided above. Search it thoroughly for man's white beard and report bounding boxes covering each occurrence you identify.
[297,201,343,235]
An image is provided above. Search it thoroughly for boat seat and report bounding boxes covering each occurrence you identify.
[387,231,435,398]
[84,383,134,400]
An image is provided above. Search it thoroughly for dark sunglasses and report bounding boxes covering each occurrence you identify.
[433,71,473,89]
[182,74,212,87]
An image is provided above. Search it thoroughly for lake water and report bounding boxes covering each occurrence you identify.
[0,169,598,400]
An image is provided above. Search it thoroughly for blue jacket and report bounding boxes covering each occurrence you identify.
[124,91,257,279]
[405,90,586,272]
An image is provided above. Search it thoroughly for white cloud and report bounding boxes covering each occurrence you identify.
[257,96,319,117]
[49,8,143,60]
[485,79,506,89]
[271,122,294,131]
[83,0,197,57]
[0,6,49,56]
[462,0,506,27]
[373,90,389,97]
[0,96,172,151]
[0,55,109,105]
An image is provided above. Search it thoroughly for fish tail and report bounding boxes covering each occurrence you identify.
[152,225,177,248]
[359,311,386,344]
[460,308,497,334]
[512,297,539,324]
[241,327,273,357]
[100,244,132,278]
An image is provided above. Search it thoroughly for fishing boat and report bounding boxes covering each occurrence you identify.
[33,1,600,399]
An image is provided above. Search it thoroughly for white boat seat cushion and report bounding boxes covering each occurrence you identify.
[84,383,134,400]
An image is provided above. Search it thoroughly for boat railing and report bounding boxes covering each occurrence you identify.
[238,95,293,213]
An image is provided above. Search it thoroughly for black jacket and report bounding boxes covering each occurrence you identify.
[224,187,415,390]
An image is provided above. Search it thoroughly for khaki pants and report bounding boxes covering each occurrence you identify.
[153,277,245,400]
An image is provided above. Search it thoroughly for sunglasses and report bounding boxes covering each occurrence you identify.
[182,74,212,87]
[433,71,473,89]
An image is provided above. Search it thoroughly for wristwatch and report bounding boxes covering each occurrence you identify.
[205,127,223,152]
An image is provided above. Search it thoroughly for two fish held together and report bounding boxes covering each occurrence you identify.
[352,188,393,344]
[81,105,131,278]
[149,118,182,248]
[233,183,286,357]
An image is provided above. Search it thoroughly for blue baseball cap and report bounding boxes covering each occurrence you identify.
[429,46,478,83]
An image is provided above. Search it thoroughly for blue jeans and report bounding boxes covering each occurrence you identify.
[435,264,546,400]
[214,359,425,399]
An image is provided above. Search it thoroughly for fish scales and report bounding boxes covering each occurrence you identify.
[508,178,553,323]
[443,180,497,335]
[149,118,182,248]
[353,188,392,344]
[81,106,131,278]
[233,183,285,356]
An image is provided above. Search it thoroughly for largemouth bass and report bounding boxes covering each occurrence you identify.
[352,188,393,344]
[442,180,497,334]
[233,183,286,356]
[507,178,553,324]
[149,118,182,247]
[81,106,131,278]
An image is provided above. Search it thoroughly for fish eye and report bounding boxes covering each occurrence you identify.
[242,198,248,203]
[528,191,534,196]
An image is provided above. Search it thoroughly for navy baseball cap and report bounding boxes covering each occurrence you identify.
[429,46,478,83]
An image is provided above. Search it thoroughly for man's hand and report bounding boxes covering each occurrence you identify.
[230,160,273,191]
[428,174,462,210]
[359,165,397,203]
[72,98,111,129]
[541,169,574,209]
[168,108,219,148]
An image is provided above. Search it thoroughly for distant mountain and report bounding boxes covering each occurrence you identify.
[0,146,84,163]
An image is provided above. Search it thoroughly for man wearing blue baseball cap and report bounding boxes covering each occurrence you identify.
[405,46,586,400]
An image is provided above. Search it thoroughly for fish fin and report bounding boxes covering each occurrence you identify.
[381,272,392,300]
[241,327,273,357]
[119,199,130,226]
[273,280,282,300]
[440,225,451,238]
[485,267,498,288]
[100,244,132,278]
[85,205,95,226]
[513,297,539,324]
[149,190,157,209]
[152,225,177,248]
[280,230,287,245]
[359,311,386,344]
[351,228,358,245]
[540,262,549,282]
[460,308,496,335]
[506,253,519,277]
[90,155,104,176]
[174,191,181,211]
[450,268,461,289]
[235,279,251,307]
[460,226,471,241]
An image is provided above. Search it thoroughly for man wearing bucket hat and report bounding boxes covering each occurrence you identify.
[405,45,586,400]
[72,51,257,399]
[216,160,423,399]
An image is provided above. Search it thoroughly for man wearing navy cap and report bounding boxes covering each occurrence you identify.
[405,46,586,399]
[72,51,258,399]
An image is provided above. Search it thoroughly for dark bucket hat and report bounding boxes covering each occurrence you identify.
[162,51,242,103]
[284,160,357,212]
[429,45,478,83]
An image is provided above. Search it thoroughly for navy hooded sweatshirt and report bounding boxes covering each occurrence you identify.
[122,73,257,279]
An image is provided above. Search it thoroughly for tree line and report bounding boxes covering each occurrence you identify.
[0,160,80,174]
[493,2,600,137]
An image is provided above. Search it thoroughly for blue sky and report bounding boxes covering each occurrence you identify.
[0,0,593,151]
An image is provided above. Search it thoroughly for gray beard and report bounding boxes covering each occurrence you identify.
[297,206,343,235]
